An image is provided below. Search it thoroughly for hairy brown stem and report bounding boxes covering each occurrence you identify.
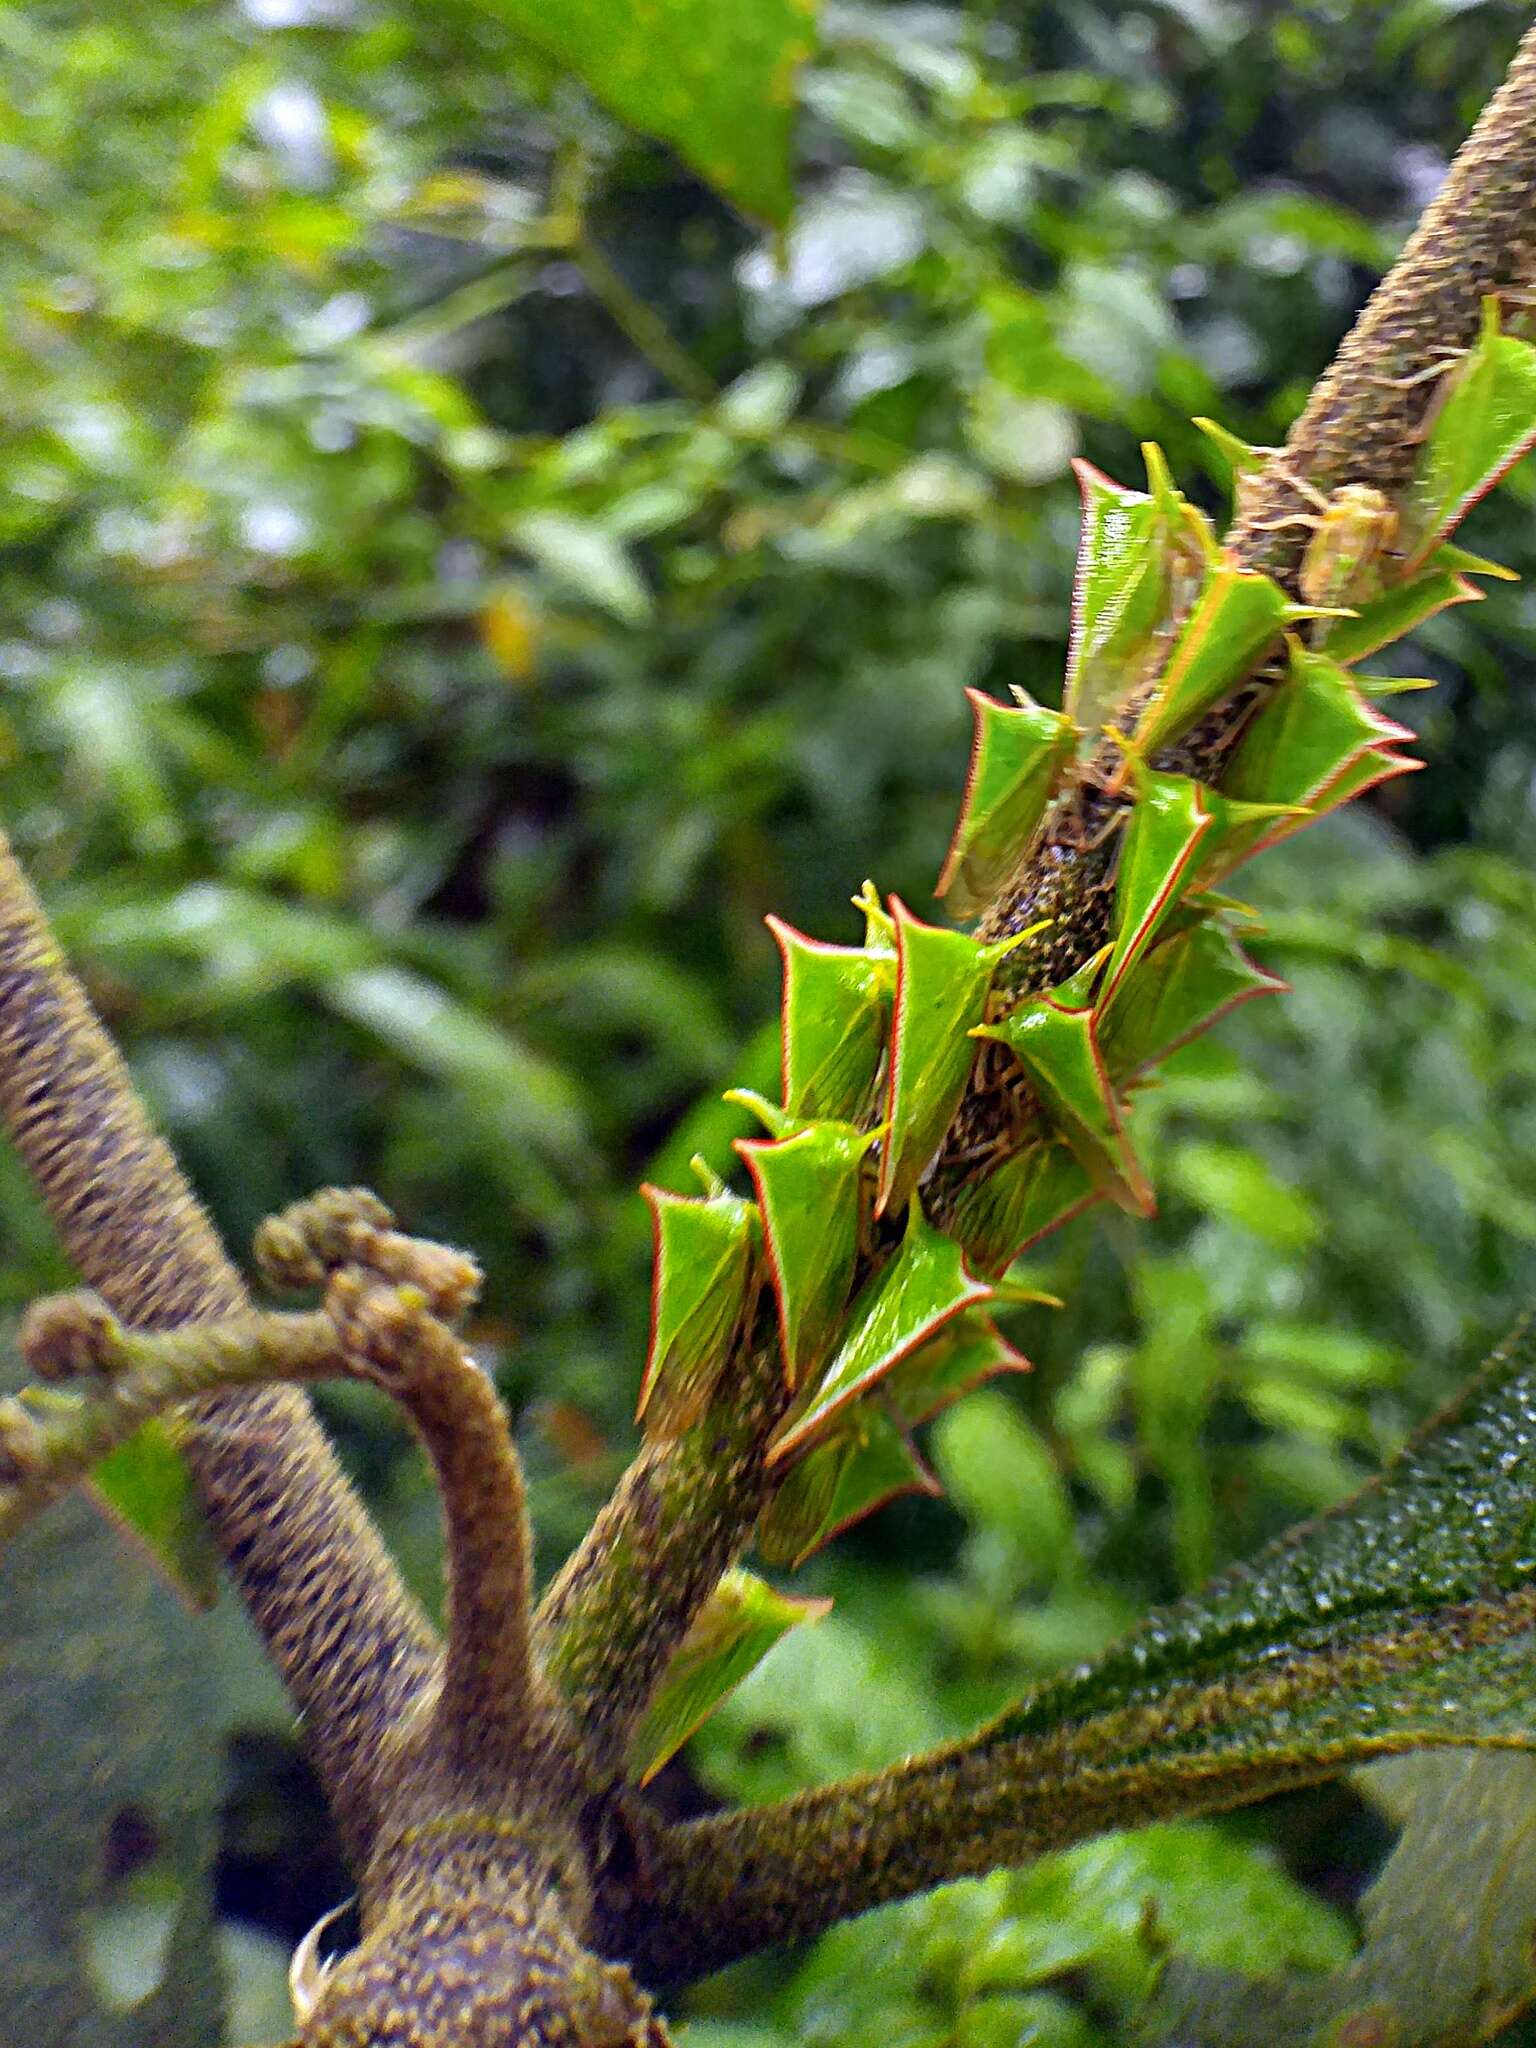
[0,840,438,1863]
[0,1299,340,1541]
[321,1262,545,1780]
[535,1331,786,1779]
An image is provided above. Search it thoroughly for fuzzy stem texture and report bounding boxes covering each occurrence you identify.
[0,838,438,1863]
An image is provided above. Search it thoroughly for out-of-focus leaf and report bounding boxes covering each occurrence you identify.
[485,0,821,223]
[510,510,653,625]
[0,1501,224,2045]
[627,1569,831,1786]
[932,1387,1074,1575]
[327,966,589,1160]
[1144,1753,1536,2046]
[91,1420,221,1611]
[1165,1139,1319,1249]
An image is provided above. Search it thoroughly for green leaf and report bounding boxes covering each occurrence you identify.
[1146,1752,1536,2046]
[947,1139,1099,1278]
[883,1311,1030,1430]
[935,690,1076,921]
[485,0,820,224]
[769,1200,995,1462]
[1166,1140,1319,1250]
[1221,645,1418,833]
[769,915,894,1124]
[1321,555,1486,665]
[1098,920,1286,1082]
[327,965,590,1162]
[89,1420,221,1611]
[757,1405,937,1568]
[1063,452,1201,739]
[933,1387,1074,1572]
[626,1569,830,1785]
[1097,770,1213,1017]
[509,509,653,624]
[878,901,1018,1219]
[638,1183,760,1438]
[1401,299,1536,573]
[738,1119,878,1387]
[977,995,1151,1215]
[1134,556,1300,756]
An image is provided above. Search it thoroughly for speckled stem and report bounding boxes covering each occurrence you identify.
[535,1330,786,1780]
[0,1306,340,1543]
[0,836,438,1863]
[609,1586,1536,1987]
[325,1273,545,1780]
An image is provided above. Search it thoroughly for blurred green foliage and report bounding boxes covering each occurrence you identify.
[8,0,1536,2040]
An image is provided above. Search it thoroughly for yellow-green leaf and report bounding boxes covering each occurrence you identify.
[90,1420,220,1611]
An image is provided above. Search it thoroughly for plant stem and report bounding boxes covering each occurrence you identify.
[0,838,439,1864]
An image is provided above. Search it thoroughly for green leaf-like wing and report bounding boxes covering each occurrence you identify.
[1134,557,1299,756]
[883,1310,1030,1429]
[738,1120,877,1387]
[485,0,821,225]
[1322,556,1486,666]
[947,1138,1099,1277]
[1146,1752,1536,2047]
[1099,920,1287,1082]
[638,1182,760,1437]
[1222,645,1418,828]
[91,1419,221,1610]
[935,689,1076,920]
[769,1200,995,1461]
[757,1405,937,1567]
[1401,300,1536,573]
[977,996,1152,1215]
[769,916,895,1124]
[626,1569,831,1786]
[1098,770,1213,1016]
[1064,456,1186,738]
[878,901,1017,1219]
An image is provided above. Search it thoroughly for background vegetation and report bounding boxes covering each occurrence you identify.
[7,1,1536,2040]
